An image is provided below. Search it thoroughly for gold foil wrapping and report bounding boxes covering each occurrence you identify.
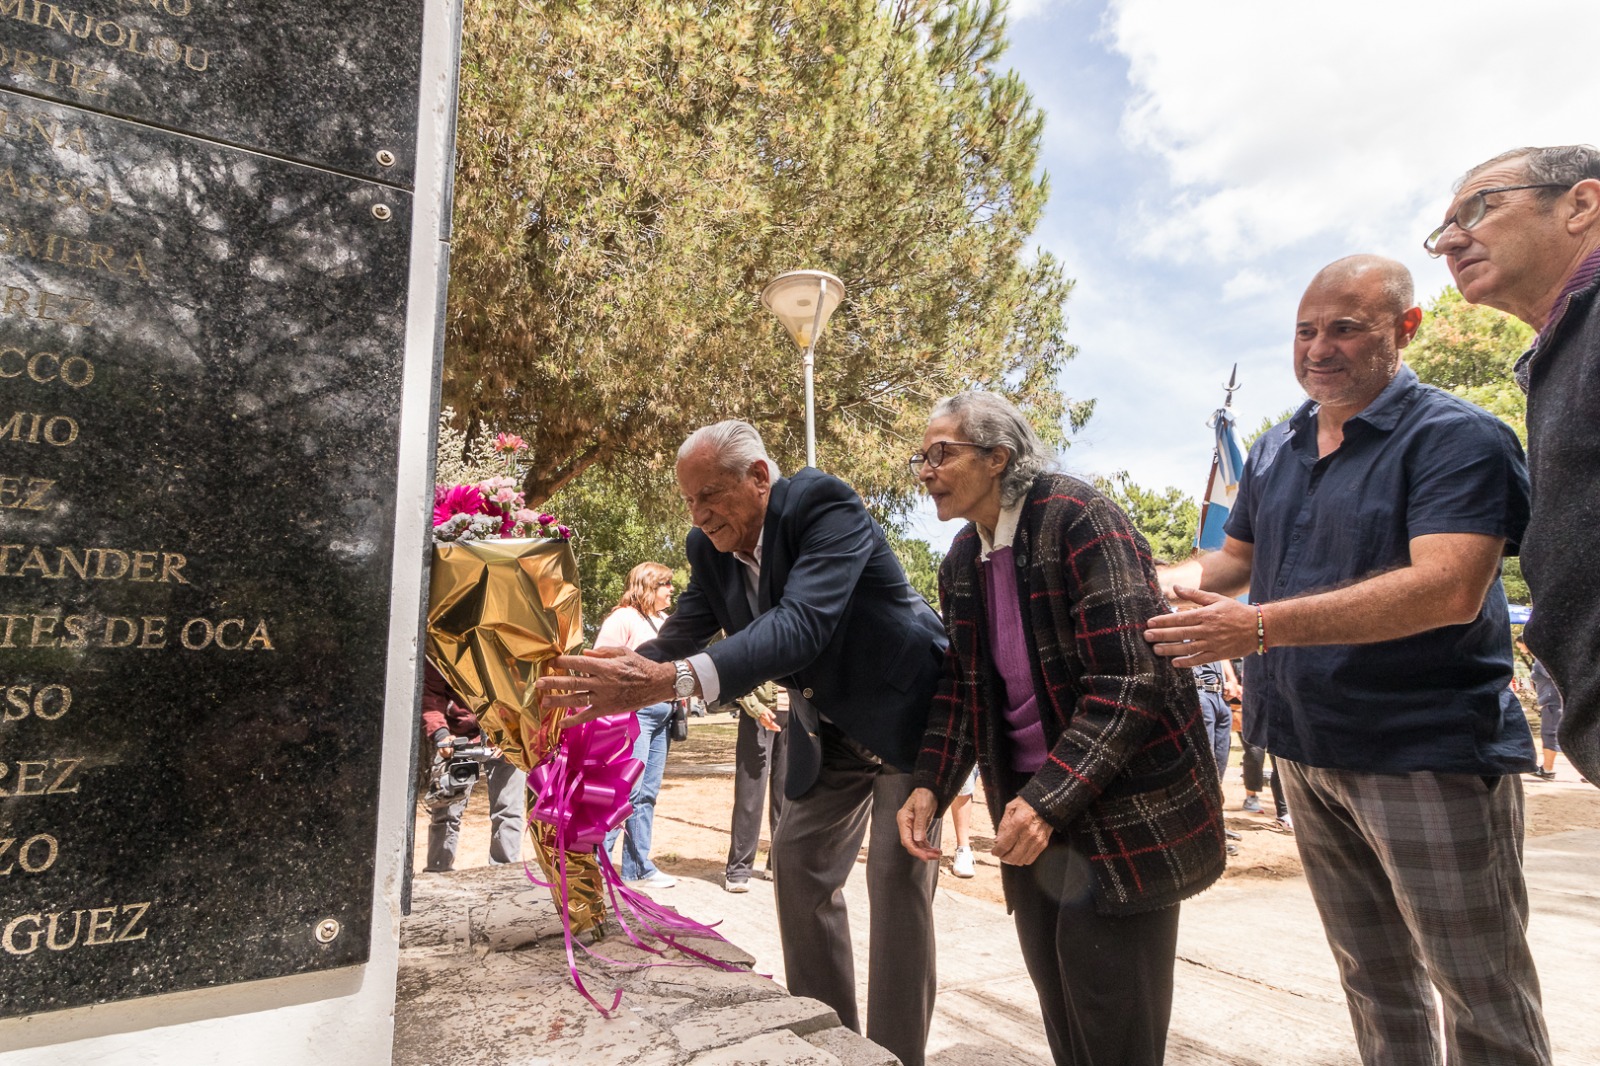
[425,538,604,934]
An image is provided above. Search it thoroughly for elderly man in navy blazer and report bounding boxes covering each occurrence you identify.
[538,420,948,1066]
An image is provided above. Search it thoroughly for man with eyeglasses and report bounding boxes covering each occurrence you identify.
[1145,255,1548,1065]
[536,419,948,1066]
[1429,145,1600,788]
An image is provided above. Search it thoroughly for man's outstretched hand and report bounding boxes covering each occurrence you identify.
[1144,585,1259,667]
[534,646,677,727]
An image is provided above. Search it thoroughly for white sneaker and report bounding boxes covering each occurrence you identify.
[633,871,676,889]
[952,845,975,878]
[723,877,750,894]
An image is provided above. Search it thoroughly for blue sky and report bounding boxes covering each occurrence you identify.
[912,0,1600,551]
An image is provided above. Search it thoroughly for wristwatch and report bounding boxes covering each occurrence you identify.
[671,660,697,699]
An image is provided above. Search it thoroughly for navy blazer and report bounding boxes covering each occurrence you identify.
[639,467,947,797]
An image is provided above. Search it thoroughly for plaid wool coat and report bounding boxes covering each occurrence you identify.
[912,474,1227,916]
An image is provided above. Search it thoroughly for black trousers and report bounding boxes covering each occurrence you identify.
[1240,742,1288,819]
[1002,835,1181,1066]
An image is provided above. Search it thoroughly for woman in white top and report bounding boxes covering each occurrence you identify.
[595,561,679,888]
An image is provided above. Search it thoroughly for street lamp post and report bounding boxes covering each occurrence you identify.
[759,269,845,469]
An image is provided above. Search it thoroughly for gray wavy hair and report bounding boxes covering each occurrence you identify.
[930,392,1053,506]
[1459,145,1600,197]
[679,420,782,481]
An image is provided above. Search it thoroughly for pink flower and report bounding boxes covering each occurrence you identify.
[538,513,556,527]
[556,525,572,539]
[433,484,487,527]
[514,509,540,526]
[492,487,520,506]
[493,433,527,454]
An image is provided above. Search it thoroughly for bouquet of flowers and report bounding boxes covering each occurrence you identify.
[431,434,573,543]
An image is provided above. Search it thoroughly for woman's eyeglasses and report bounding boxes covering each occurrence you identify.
[908,440,990,476]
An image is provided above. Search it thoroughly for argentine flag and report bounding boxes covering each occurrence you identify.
[1195,406,1246,551]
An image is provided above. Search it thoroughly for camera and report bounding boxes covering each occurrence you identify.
[424,741,494,805]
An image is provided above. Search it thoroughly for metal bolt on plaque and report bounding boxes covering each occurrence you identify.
[371,203,393,221]
[314,918,342,944]
[376,149,396,167]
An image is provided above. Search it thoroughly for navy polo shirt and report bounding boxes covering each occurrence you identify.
[1226,366,1534,775]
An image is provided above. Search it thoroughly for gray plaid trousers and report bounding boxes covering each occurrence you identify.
[1277,760,1550,1066]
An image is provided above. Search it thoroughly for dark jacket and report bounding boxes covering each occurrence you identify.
[1518,261,1600,782]
[912,474,1226,916]
[639,467,947,797]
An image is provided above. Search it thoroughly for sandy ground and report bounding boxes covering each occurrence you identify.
[413,715,1600,903]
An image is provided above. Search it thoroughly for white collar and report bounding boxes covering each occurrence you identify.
[977,499,1023,562]
[734,528,764,575]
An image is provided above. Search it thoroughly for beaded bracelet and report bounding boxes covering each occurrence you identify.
[1254,603,1267,656]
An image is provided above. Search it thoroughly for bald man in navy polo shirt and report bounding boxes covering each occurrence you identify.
[1145,256,1549,1066]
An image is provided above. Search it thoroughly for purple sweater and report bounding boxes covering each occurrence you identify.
[983,546,1047,773]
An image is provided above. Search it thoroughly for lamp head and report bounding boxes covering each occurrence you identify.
[760,270,845,349]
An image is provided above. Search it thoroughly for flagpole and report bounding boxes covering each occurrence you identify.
[1196,365,1241,550]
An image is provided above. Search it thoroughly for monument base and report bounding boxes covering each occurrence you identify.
[396,864,899,1066]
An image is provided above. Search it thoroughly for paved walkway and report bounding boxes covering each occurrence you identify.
[653,827,1600,1065]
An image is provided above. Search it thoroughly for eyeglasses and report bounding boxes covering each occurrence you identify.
[654,579,674,588]
[908,440,990,476]
[1423,183,1569,256]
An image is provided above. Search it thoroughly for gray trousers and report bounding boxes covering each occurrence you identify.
[425,755,527,871]
[771,721,940,1066]
[1278,760,1550,1066]
[726,710,788,881]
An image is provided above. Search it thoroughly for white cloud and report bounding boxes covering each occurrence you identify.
[1106,0,1600,265]
[1221,268,1276,303]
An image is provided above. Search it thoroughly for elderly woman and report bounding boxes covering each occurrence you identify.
[897,392,1225,1066]
[596,561,680,888]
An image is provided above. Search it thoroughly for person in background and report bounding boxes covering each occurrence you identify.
[946,767,978,878]
[1146,255,1547,1065]
[420,661,526,871]
[725,680,788,892]
[898,390,1226,1066]
[1429,145,1600,785]
[594,561,680,889]
[1529,652,1564,782]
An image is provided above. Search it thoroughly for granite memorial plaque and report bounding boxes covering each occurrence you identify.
[0,0,424,185]
[0,57,417,1013]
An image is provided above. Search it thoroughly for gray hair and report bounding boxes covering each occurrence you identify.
[678,420,781,481]
[1458,145,1600,199]
[930,392,1054,507]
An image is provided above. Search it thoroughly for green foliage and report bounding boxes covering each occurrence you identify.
[1094,472,1198,564]
[1408,286,1533,445]
[884,526,942,607]
[448,0,1080,518]
[1243,407,1298,452]
[543,465,690,640]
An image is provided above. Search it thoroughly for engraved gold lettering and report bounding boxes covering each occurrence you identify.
[0,757,80,795]
[2,913,44,954]
[0,283,95,324]
[46,756,80,793]
[83,907,115,945]
[0,46,109,99]
[116,901,149,941]
[0,411,79,445]
[6,0,208,71]
[0,346,97,386]
[0,545,191,582]
[0,224,153,281]
[0,834,52,875]
[2,683,72,720]
[0,105,91,152]
[2,902,152,954]
[0,476,57,510]
[44,909,81,949]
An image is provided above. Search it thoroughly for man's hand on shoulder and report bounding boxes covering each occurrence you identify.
[535,646,677,727]
[1144,586,1259,666]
